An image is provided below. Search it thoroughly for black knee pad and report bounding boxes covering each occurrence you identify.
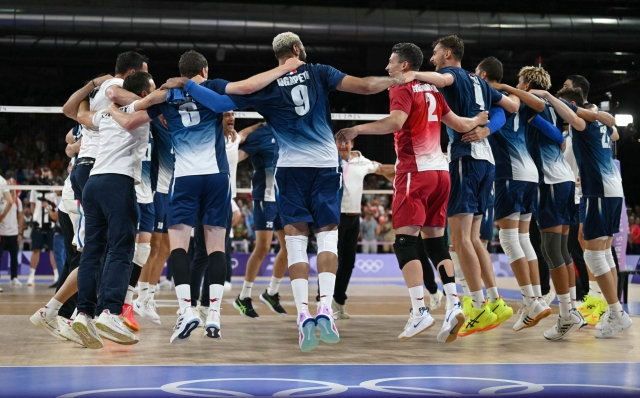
[560,234,572,268]
[541,232,565,270]
[393,235,420,270]
[423,236,451,268]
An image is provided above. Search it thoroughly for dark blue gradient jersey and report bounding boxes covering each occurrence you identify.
[240,125,277,202]
[149,118,173,194]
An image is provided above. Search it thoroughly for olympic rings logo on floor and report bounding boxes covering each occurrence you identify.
[355,259,384,273]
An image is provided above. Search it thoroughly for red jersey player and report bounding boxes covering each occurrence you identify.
[337,43,487,344]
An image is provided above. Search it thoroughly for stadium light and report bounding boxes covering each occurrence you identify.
[615,114,633,126]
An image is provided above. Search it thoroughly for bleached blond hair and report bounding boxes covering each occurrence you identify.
[272,32,302,59]
[518,66,552,90]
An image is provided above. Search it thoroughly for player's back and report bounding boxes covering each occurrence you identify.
[240,125,277,201]
[79,77,125,159]
[229,63,346,168]
[149,118,173,194]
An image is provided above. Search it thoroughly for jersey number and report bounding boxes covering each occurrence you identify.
[291,85,310,116]
[601,125,611,148]
[178,102,201,127]
[425,93,439,122]
[469,75,485,110]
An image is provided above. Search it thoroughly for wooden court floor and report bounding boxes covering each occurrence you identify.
[1,277,638,367]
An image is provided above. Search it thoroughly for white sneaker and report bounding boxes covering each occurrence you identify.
[430,290,444,311]
[11,278,22,286]
[95,310,139,345]
[224,281,232,292]
[595,307,610,330]
[543,312,582,341]
[72,313,104,349]
[513,300,551,331]
[595,311,633,339]
[30,307,65,340]
[398,307,435,342]
[331,299,350,319]
[57,317,85,346]
[571,308,588,329]
[196,305,208,324]
[542,291,556,306]
[158,279,173,290]
[170,306,201,344]
[26,276,35,286]
[204,308,221,339]
[437,302,465,343]
[538,297,552,312]
[133,298,161,325]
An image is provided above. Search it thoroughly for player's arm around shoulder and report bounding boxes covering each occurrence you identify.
[407,71,454,88]
[77,100,98,128]
[107,102,153,131]
[335,71,407,95]
[225,57,305,95]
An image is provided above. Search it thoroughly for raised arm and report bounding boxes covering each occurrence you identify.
[61,74,113,120]
[126,89,168,111]
[335,110,409,142]
[225,58,305,95]
[335,72,406,95]
[106,85,140,106]
[108,103,153,131]
[407,71,454,88]
[531,90,586,131]
[237,122,265,144]
[183,80,238,113]
[77,100,98,128]
[492,83,545,113]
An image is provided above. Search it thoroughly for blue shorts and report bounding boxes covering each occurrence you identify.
[480,202,494,241]
[582,196,622,240]
[448,157,495,217]
[153,192,169,233]
[169,174,231,228]
[495,180,538,221]
[137,202,155,234]
[32,229,54,250]
[535,181,577,230]
[275,166,342,229]
[253,200,278,231]
[273,211,284,231]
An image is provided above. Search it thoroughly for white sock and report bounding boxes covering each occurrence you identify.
[149,285,156,301]
[443,282,459,310]
[175,284,191,312]
[267,276,282,296]
[291,279,309,314]
[470,290,484,310]
[558,293,571,320]
[533,284,542,299]
[29,268,36,279]
[451,251,470,296]
[70,308,78,321]
[44,298,62,318]
[520,284,535,306]
[589,280,602,299]
[318,272,336,309]
[209,284,224,312]
[608,301,623,318]
[569,286,577,309]
[408,286,425,315]
[487,286,499,303]
[239,280,253,300]
[52,269,59,281]
[138,281,149,303]
[125,286,134,305]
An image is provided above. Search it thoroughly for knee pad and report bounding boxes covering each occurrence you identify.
[499,228,525,264]
[520,213,532,222]
[393,235,420,270]
[605,248,616,270]
[584,249,609,277]
[560,234,572,267]
[285,235,308,267]
[518,233,537,261]
[423,236,451,268]
[541,233,565,270]
[316,230,338,256]
[133,242,151,267]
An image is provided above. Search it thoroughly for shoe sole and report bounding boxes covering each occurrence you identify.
[204,324,221,339]
[399,318,435,342]
[59,328,86,347]
[29,314,66,340]
[95,323,139,345]
[232,301,260,319]
[122,318,140,332]
[438,312,466,343]
[259,295,288,316]
[299,320,319,352]
[170,318,200,344]
[71,322,104,349]
[316,316,339,344]
[460,314,499,337]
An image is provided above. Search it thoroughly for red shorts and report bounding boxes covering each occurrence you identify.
[392,170,450,229]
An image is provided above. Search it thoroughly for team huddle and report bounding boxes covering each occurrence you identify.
[28,32,632,353]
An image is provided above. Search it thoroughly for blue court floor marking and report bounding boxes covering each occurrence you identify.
[1,363,639,397]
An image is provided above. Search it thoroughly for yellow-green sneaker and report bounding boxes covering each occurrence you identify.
[459,302,498,337]
[488,296,514,326]
[578,294,599,319]
[462,296,473,317]
[587,298,608,327]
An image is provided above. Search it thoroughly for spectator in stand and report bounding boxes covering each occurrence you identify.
[0,176,23,288]
[378,213,395,253]
[359,208,379,253]
[630,216,640,255]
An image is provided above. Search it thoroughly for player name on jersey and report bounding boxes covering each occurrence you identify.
[277,71,311,87]
[411,83,438,93]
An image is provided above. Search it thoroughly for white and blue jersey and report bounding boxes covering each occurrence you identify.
[240,125,277,202]
[229,64,347,168]
[438,66,504,164]
[149,118,174,194]
[135,134,153,204]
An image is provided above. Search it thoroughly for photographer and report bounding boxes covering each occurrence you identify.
[25,167,59,286]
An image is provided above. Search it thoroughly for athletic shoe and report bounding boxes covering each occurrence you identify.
[233,296,259,318]
[571,308,588,329]
[203,308,221,339]
[543,312,583,341]
[513,299,552,331]
[595,311,633,339]
[542,291,556,306]
[224,281,232,292]
[297,310,318,352]
[95,310,139,345]
[260,290,288,315]
[461,296,472,317]
[121,303,140,331]
[489,297,514,325]
[437,302,465,343]
[48,281,58,289]
[588,299,608,327]
[72,313,104,349]
[398,307,436,342]
[578,294,600,319]
[196,305,208,324]
[26,276,35,286]
[30,307,65,340]
[429,290,444,310]
[331,299,350,319]
[133,298,161,325]
[459,302,498,337]
[316,304,340,344]
[57,317,84,346]
[528,299,552,327]
[595,307,609,330]
[170,306,201,344]
[158,279,173,290]
[11,278,22,286]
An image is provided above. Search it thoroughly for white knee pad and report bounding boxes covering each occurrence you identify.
[133,242,151,267]
[316,230,338,256]
[584,249,609,277]
[518,233,537,261]
[605,248,616,270]
[285,235,309,267]
[499,228,525,264]
[519,213,532,222]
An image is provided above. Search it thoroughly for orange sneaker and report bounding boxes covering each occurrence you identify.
[121,303,140,331]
